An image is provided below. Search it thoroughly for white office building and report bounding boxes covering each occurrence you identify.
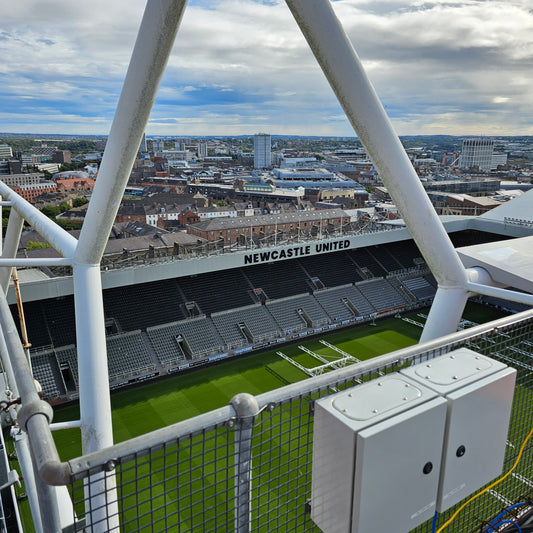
[0,145,13,159]
[254,133,271,169]
[459,138,494,171]
[139,132,147,153]
[197,142,208,158]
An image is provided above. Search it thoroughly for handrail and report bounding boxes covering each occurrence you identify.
[0,182,77,259]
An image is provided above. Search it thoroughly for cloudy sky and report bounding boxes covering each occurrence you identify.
[2,0,533,137]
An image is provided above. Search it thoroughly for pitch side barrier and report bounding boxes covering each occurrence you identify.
[9,306,533,532]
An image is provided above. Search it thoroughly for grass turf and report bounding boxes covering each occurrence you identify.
[51,312,423,460]
[15,303,510,532]
[51,303,502,460]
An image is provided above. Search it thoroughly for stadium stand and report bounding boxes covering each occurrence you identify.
[357,278,408,312]
[31,350,65,399]
[13,300,51,348]
[367,244,404,273]
[383,240,424,269]
[22,234,496,402]
[243,260,310,299]
[212,304,281,347]
[156,316,225,358]
[425,273,437,288]
[146,322,189,367]
[54,345,79,389]
[342,285,377,316]
[178,269,253,315]
[267,294,330,333]
[299,251,363,286]
[400,276,436,301]
[388,276,418,304]
[103,279,187,331]
[314,284,359,321]
[348,248,388,278]
[105,330,155,378]
[45,296,77,347]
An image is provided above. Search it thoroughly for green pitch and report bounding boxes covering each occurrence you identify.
[51,303,505,460]
[11,303,509,533]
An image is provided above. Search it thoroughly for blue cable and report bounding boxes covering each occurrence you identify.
[483,503,527,532]
[431,511,438,533]
[492,519,522,532]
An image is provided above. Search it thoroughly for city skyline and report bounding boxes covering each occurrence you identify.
[2,0,533,137]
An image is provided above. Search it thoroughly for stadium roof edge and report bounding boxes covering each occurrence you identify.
[7,216,532,305]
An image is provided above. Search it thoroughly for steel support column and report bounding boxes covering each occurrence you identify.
[0,209,24,294]
[231,393,259,533]
[286,0,468,339]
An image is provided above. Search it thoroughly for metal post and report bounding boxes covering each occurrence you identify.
[13,431,43,533]
[230,393,259,533]
[32,454,63,532]
[419,287,470,342]
[0,182,77,259]
[75,0,188,265]
[285,0,468,339]
[73,263,119,532]
[70,2,187,527]
[73,264,113,453]
[0,209,24,294]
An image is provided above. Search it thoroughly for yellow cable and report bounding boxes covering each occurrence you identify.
[436,426,533,533]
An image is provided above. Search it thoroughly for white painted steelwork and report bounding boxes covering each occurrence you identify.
[0,182,77,259]
[0,1,531,531]
[285,0,470,340]
[0,210,24,294]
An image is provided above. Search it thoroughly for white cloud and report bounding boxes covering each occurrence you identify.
[1,0,533,135]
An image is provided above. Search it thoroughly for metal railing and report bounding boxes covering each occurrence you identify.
[45,308,533,532]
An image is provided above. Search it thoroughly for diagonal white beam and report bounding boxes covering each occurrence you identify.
[286,0,469,340]
[75,1,189,265]
[0,182,77,259]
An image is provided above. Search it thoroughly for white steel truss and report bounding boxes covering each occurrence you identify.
[0,1,531,531]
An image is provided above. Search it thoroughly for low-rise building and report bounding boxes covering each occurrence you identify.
[12,181,58,203]
[186,208,349,244]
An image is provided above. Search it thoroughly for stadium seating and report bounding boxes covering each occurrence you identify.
[267,294,330,333]
[299,251,363,286]
[153,316,225,358]
[400,276,436,301]
[388,277,418,303]
[243,260,310,299]
[348,248,388,278]
[178,269,254,315]
[54,345,79,387]
[357,278,408,312]
[212,304,281,346]
[314,285,359,321]
[383,240,424,269]
[45,296,77,348]
[31,350,65,399]
[105,331,155,378]
[23,234,499,402]
[104,279,187,331]
[367,245,404,273]
[146,323,188,367]
[12,300,51,348]
[343,285,376,316]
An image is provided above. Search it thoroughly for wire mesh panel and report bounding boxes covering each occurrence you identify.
[62,313,533,533]
[69,424,235,532]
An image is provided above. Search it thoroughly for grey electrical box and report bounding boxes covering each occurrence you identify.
[401,348,516,511]
[311,375,447,533]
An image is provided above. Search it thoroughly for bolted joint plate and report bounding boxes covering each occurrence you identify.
[17,399,53,432]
